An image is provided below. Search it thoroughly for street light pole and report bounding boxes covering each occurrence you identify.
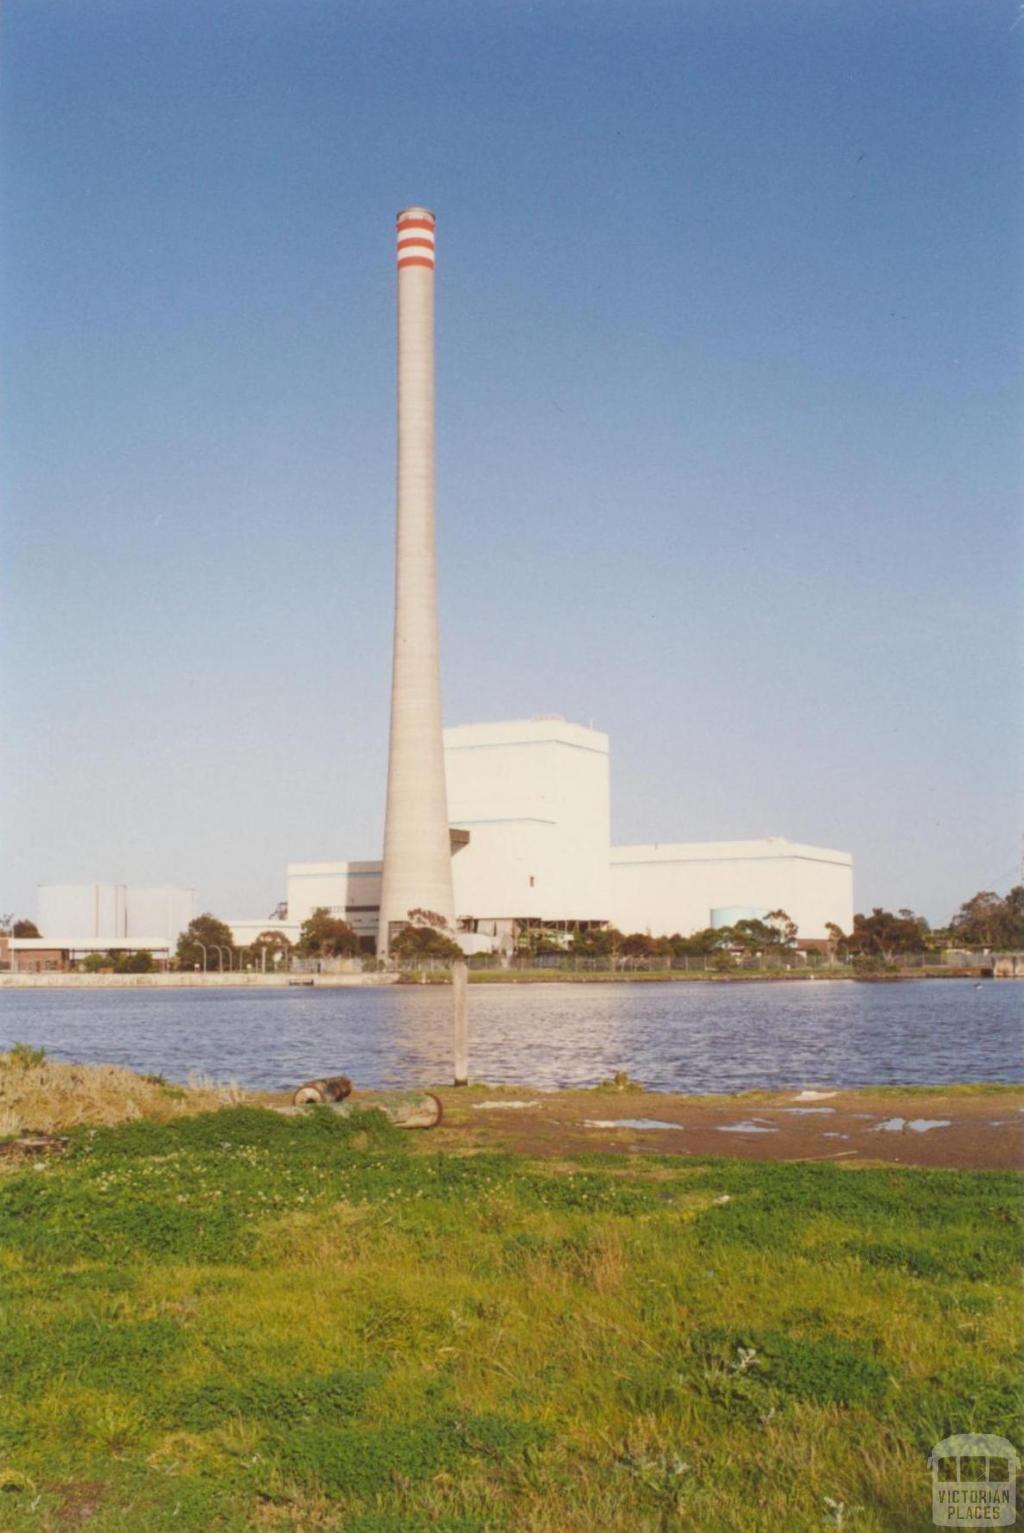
[193,939,208,974]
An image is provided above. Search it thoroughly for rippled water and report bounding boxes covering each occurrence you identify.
[0,980,1020,1094]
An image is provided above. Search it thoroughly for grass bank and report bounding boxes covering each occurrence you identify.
[460,968,989,984]
[0,1046,241,1136]
[0,1065,1020,1530]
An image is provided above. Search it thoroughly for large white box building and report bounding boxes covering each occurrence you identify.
[444,718,610,935]
[228,717,853,951]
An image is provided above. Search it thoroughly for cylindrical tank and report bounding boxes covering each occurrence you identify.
[710,906,770,929]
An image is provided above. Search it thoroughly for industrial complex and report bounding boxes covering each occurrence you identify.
[227,715,853,955]
[14,209,854,967]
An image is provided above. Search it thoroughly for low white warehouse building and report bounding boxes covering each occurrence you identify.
[228,718,853,952]
[610,839,853,941]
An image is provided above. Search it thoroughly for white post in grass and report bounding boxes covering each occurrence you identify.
[452,959,469,1086]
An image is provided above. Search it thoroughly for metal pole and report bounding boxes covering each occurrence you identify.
[452,959,468,1086]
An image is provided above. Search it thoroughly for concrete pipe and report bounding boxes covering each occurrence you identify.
[290,1090,443,1129]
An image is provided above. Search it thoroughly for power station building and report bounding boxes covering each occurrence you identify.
[11,884,194,972]
[228,717,853,952]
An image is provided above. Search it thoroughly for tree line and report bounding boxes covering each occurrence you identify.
[175,906,462,970]
[523,887,1024,964]
[4,885,1022,970]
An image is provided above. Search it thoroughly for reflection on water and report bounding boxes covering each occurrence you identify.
[0,980,1019,1094]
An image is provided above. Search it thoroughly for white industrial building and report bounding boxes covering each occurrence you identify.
[610,840,853,942]
[36,884,195,947]
[228,718,853,953]
[9,884,195,972]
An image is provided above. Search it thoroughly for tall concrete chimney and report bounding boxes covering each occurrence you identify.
[377,207,455,955]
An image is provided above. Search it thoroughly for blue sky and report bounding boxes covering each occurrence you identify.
[2,0,1021,928]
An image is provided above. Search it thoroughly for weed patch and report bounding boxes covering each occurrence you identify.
[0,1317,182,1402]
[164,1367,380,1431]
[691,1327,890,1407]
[266,1412,547,1499]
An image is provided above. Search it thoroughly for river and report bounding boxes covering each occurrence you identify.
[0,979,1019,1094]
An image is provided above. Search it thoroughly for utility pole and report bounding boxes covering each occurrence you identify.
[452,960,469,1086]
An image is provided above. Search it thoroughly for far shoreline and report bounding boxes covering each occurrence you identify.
[0,967,1006,990]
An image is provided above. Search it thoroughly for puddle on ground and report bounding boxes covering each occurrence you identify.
[781,1107,836,1115]
[473,1101,541,1111]
[792,1090,838,1101]
[715,1121,779,1134]
[583,1118,683,1131]
[873,1117,952,1133]
[821,1132,850,1139]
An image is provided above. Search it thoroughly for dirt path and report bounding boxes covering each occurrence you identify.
[415,1084,1024,1170]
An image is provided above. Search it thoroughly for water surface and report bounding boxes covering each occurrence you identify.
[0,980,1019,1094]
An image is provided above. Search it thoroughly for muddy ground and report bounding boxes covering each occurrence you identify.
[264,1082,1024,1171]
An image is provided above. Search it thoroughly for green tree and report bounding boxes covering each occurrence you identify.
[950,888,1024,949]
[618,932,661,962]
[388,907,463,963]
[114,950,155,974]
[764,910,798,948]
[571,926,624,959]
[177,914,236,971]
[845,908,928,962]
[12,919,40,938]
[665,928,727,958]
[1006,886,1024,944]
[251,930,293,968]
[729,919,780,953]
[296,908,360,958]
[825,922,847,960]
[80,952,114,973]
[406,908,449,930]
[390,925,463,962]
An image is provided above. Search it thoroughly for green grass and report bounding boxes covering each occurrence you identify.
[465,969,836,983]
[865,1081,1024,1097]
[0,1105,1020,1531]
